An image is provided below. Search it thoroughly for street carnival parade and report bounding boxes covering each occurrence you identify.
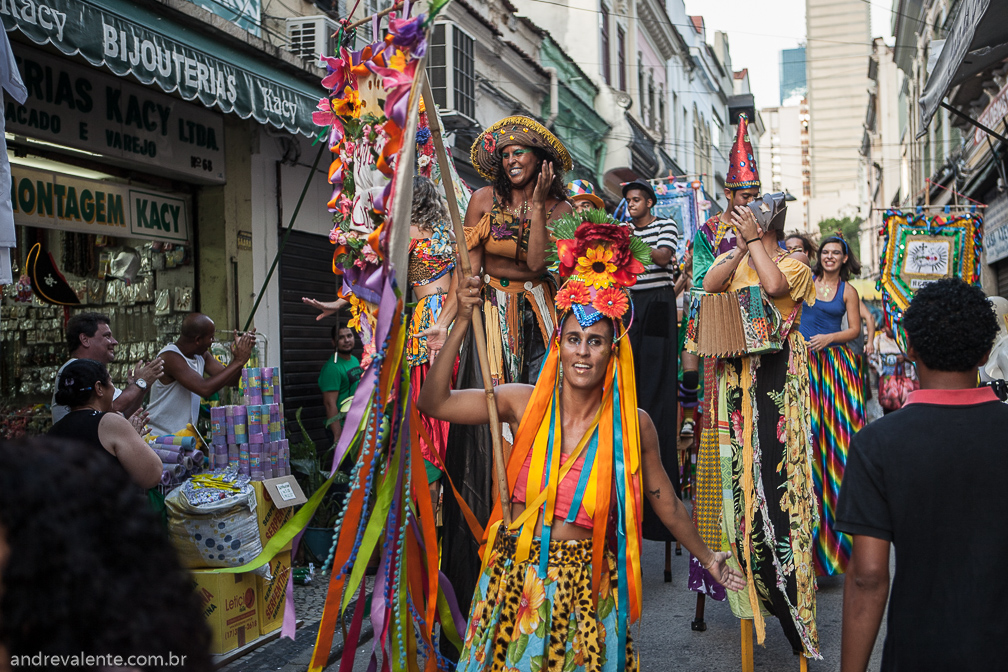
[2,0,1008,671]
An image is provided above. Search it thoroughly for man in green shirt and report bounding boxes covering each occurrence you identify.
[318,325,361,443]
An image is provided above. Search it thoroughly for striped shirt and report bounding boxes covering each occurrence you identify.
[631,216,680,290]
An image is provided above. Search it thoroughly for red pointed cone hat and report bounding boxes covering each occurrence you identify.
[725,113,760,190]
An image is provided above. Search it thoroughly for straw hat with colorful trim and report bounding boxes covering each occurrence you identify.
[471,115,572,182]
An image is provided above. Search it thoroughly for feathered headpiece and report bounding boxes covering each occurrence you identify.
[548,210,651,332]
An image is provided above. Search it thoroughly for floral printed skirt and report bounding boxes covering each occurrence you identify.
[716,335,820,658]
[457,534,635,672]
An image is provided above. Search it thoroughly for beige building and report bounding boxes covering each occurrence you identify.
[859,38,903,280]
[805,0,871,226]
[758,100,811,232]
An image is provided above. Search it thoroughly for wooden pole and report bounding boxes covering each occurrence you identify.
[740,619,754,672]
[421,72,512,527]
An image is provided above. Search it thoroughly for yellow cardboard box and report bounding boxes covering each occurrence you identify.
[252,479,303,552]
[192,570,259,654]
[256,551,292,635]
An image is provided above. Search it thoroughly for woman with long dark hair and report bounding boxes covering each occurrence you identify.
[0,437,213,670]
[404,175,458,510]
[48,358,163,489]
[463,116,573,385]
[798,234,866,577]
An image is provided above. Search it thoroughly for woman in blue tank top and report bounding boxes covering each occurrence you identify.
[800,235,867,579]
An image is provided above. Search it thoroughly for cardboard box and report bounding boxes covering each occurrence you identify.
[256,551,292,635]
[251,476,304,552]
[192,570,259,655]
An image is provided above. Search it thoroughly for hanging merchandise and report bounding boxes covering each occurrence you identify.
[1,232,193,419]
[878,208,984,342]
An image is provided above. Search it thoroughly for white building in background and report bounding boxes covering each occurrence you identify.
[759,101,811,233]
[859,38,903,280]
[806,0,871,226]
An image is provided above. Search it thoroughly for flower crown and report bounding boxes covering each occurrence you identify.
[548,210,651,329]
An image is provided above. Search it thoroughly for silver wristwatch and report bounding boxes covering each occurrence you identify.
[134,378,148,391]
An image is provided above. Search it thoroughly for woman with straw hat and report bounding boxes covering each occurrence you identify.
[464,115,574,386]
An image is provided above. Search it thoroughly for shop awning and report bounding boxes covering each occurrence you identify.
[1,0,322,137]
[919,0,1008,136]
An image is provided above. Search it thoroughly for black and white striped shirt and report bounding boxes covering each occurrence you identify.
[631,216,680,291]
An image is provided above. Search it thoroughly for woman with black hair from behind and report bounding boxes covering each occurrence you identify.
[798,234,866,578]
[48,359,163,489]
[0,437,213,671]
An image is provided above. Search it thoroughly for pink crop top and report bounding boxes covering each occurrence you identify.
[511,448,593,529]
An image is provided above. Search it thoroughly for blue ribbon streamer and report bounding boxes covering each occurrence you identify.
[565,429,598,524]
[612,370,629,663]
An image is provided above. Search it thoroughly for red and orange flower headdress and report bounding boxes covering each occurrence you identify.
[549,210,651,332]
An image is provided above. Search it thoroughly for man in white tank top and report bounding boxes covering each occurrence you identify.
[146,313,256,437]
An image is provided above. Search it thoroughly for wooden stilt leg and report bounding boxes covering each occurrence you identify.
[741,619,754,672]
[799,654,808,672]
[664,541,672,583]
[676,540,682,556]
[691,594,706,632]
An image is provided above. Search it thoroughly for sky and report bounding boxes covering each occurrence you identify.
[683,0,896,110]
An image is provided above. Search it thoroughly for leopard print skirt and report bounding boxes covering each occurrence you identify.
[456,533,636,672]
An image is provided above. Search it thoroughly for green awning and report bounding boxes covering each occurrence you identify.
[1,0,323,136]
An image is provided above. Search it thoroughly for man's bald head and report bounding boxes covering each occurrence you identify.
[177,313,217,355]
[181,313,215,340]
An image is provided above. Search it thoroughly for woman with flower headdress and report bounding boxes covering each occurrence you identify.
[701,193,820,658]
[798,234,866,578]
[438,118,575,648]
[418,212,744,672]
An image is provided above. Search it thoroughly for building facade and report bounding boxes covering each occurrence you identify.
[759,100,811,232]
[806,0,871,227]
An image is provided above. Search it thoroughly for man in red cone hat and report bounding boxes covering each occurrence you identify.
[684,112,763,619]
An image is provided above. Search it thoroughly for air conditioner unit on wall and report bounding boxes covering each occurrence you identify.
[286,15,340,62]
[428,22,477,126]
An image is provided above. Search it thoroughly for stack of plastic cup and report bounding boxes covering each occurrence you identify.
[225,405,236,444]
[210,407,226,447]
[246,368,263,406]
[261,367,274,405]
[228,444,239,470]
[238,444,250,476]
[249,443,263,480]
[248,405,264,445]
[233,406,248,445]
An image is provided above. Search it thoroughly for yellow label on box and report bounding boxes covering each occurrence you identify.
[192,570,259,654]
[257,551,291,635]
[252,481,293,551]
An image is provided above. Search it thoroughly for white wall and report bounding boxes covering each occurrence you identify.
[249,130,335,367]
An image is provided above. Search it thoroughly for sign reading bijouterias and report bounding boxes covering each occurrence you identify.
[0,0,319,138]
[7,45,226,183]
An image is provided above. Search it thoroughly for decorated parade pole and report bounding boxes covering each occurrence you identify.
[420,71,512,526]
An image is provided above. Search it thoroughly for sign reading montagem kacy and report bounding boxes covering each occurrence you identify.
[0,0,320,137]
[11,165,191,242]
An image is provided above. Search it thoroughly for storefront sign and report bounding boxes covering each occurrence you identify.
[972,82,1008,147]
[0,0,320,137]
[985,193,1008,263]
[11,165,191,242]
[6,46,226,183]
[189,0,261,37]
